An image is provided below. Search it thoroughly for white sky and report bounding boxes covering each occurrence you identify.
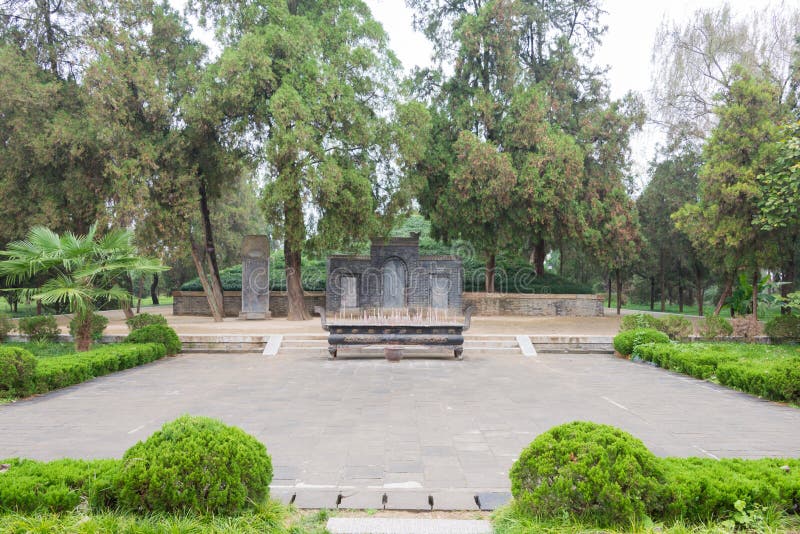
[363,0,791,187]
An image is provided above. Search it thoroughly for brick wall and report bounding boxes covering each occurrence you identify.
[462,293,603,317]
[172,291,326,318]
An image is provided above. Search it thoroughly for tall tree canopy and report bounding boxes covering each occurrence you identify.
[190,0,428,319]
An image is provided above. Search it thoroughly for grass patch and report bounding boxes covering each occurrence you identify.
[634,342,800,403]
[492,502,800,534]
[0,501,329,533]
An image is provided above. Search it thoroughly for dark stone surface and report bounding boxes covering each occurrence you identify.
[240,235,271,319]
[326,235,463,313]
[475,491,512,511]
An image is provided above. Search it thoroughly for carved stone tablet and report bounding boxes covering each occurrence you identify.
[240,235,271,320]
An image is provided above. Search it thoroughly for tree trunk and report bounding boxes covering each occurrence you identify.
[199,180,224,294]
[532,239,546,277]
[714,274,734,316]
[659,250,666,312]
[649,276,655,311]
[486,253,496,293]
[136,275,144,314]
[150,274,159,306]
[36,300,42,316]
[284,180,311,320]
[780,236,796,315]
[678,261,684,313]
[121,274,135,320]
[615,269,622,315]
[559,245,564,277]
[40,0,59,76]
[190,241,224,322]
[75,311,93,352]
[607,274,612,308]
[751,268,759,326]
[695,269,704,317]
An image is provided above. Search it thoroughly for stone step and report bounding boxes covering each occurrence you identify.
[326,518,493,534]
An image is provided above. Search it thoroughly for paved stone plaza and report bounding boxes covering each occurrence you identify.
[2,350,800,505]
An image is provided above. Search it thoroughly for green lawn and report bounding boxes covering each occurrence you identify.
[612,299,781,320]
[2,342,75,359]
[0,296,172,318]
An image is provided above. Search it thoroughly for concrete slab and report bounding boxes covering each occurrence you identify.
[263,334,282,356]
[475,491,512,511]
[326,518,493,534]
[516,335,536,357]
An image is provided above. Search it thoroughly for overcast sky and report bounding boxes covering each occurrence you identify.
[362,0,788,186]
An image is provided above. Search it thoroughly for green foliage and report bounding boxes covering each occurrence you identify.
[34,343,167,394]
[634,342,800,402]
[125,313,167,331]
[68,311,108,342]
[659,315,694,339]
[757,119,800,232]
[659,457,800,521]
[613,328,670,356]
[0,312,13,341]
[0,458,120,513]
[0,346,37,397]
[125,325,181,356]
[699,315,733,339]
[179,256,328,292]
[509,421,664,526]
[765,314,800,341]
[620,313,662,331]
[117,415,273,514]
[17,315,59,342]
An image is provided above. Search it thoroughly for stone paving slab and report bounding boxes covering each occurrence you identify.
[326,518,493,534]
[2,350,800,505]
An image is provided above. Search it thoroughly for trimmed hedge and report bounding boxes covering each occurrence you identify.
[660,457,800,521]
[765,315,800,342]
[509,423,800,525]
[0,346,37,397]
[510,422,664,526]
[0,458,120,513]
[34,343,167,393]
[634,342,800,403]
[699,314,733,339]
[620,313,693,340]
[613,328,670,356]
[117,416,273,514]
[125,313,167,331]
[125,325,181,355]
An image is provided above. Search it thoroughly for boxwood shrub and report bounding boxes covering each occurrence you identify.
[613,328,670,356]
[116,415,273,514]
[0,458,120,513]
[0,346,37,397]
[17,315,60,342]
[68,311,109,342]
[125,312,167,331]
[125,325,181,355]
[765,315,800,342]
[509,421,664,526]
[34,343,167,393]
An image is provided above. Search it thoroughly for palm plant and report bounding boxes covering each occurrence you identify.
[0,225,167,350]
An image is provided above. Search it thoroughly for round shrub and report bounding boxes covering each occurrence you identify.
[0,312,14,341]
[659,315,693,339]
[125,324,181,355]
[510,421,664,526]
[17,315,60,342]
[620,313,663,332]
[69,311,109,342]
[0,346,38,397]
[699,314,733,339]
[116,415,272,514]
[613,328,669,356]
[765,315,800,342]
[125,312,168,332]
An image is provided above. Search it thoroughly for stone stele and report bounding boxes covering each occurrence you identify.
[240,235,271,320]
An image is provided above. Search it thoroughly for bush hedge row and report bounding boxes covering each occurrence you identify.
[0,417,273,515]
[613,328,670,356]
[633,342,800,403]
[125,325,181,356]
[509,422,800,527]
[0,343,166,397]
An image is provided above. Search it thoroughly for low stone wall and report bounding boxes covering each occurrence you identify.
[171,291,325,318]
[462,292,604,317]
[173,291,602,317]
